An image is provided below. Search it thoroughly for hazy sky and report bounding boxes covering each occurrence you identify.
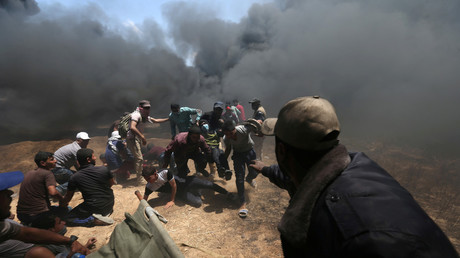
[1,0,459,156]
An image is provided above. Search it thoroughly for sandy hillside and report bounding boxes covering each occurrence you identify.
[1,135,459,257]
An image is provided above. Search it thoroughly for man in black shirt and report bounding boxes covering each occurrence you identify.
[61,148,115,227]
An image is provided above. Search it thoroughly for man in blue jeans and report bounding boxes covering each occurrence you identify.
[52,132,91,195]
[222,119,261,218]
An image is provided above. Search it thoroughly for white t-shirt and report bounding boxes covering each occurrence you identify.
[127,110,152,139]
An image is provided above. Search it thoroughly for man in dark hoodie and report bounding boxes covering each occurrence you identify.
[251,96,458,257]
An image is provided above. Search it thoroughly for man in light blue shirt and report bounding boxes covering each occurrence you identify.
[169,103,202,139]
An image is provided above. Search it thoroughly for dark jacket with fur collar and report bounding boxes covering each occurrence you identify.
[273,146,457,257]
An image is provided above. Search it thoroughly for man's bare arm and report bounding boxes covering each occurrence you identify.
[14,227,90,255]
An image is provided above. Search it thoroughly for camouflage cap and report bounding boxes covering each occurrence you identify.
[270,96,340,151]
[244,118,262,133]
[260,118,277,136]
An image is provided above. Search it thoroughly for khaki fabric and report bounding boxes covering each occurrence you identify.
[88,200,183,258]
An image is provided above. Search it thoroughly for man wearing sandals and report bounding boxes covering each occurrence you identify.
[251,96,458,257]
[222,119,261,218]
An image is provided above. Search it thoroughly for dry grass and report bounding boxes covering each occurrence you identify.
[1,133,458,255]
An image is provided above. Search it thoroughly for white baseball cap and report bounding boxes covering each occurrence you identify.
[76,132,91,140]
[110,131,121,139]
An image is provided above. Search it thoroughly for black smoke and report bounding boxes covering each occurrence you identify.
[1,0,459,156]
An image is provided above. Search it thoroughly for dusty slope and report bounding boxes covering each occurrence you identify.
[1,135,459,256]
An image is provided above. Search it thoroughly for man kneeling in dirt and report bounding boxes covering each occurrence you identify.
[142,164,229,208]
[61,148,115,227]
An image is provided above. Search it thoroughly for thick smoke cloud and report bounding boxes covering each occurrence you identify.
[0,1,199,142]
[166,0,460,155]
[1,0,459,156]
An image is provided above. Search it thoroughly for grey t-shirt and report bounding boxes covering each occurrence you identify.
[0,219,34,257]
[54,141,81,169]
[224,125,254,153]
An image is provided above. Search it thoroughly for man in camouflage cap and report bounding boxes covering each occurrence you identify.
[251,96,457,257]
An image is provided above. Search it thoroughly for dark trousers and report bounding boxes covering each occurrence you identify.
[175,152,207,178]
[52,167,75,195]
[210,146,230,170]
[232,149,258,204]
[176,176,227,207]
[18,206,68,227]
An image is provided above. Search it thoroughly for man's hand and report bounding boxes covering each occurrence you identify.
[249,160,266,173]
[68,240,90,257]
[165,201,175,209]
[141,136,147,145]
[85,237,97,249]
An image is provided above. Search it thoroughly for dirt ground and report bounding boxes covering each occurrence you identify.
[1,134,459,257]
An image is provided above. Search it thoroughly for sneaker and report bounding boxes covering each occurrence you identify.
[246,179,257,188]
[92,214,114,225]
[225,170,232,181]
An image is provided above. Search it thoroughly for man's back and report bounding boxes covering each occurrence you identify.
[17,168,55,215]
[68,165,114,216]
[282,151,458,257]
[54,141,80,169]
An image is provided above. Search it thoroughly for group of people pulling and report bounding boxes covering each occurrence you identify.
[1,95,458,257]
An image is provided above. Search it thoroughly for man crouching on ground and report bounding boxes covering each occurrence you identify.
[142,164,229,208]
[61,148,115,227]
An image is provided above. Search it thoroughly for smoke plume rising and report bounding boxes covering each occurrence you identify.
[1,0,459,156]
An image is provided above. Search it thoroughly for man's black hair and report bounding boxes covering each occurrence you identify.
[170,103,180,110]
[142,165,157,177]
[222,120,236,132]
[188,125,202,134]
[77,148,94,166]
[34,151,54,167]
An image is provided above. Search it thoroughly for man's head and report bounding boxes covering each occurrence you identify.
[31,212,67,234]
[0,171,24,220]
[213,101,224,116]
[34,151,56,170]
[77,148,96,166]
[170,103,180,113]
[139,100,151,117]
[222,120,236,139]
[187,125,202,143]
[76,132,91,148]
[264,96,340,185]
[142,165,158,183]
[274,96,340,152]
[233,99,239,105]
[249,98,261,110]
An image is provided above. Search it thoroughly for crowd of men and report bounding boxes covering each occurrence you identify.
[1,96,458,257]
